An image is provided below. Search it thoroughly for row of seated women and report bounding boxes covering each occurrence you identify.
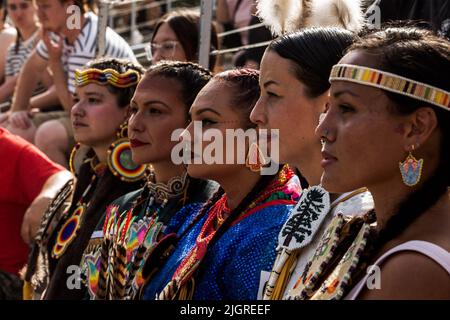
[23,25,450,300]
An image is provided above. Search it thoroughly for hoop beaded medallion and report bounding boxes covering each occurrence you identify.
[107,138,147,182]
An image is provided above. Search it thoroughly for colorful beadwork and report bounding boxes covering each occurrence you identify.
[52,205,86,258]
[330,64,450,111]
[74,68,140,88]
[399,152,424,187]
[107,138,147,182]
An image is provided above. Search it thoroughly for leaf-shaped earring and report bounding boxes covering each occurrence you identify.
[399,145,424,187]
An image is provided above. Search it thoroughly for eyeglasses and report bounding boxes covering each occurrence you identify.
[145,41,178,61]
[7,2,30,11]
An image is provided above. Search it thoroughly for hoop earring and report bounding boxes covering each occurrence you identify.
[69,143,81,175]
[399,145,424,187]
[107,122,147,182]
[246,142,268,172]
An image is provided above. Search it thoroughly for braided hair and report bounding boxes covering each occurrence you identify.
[144,60,213,111]
[213,68,261,128]
[348,26,450,248]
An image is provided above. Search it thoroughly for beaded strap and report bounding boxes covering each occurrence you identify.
[330,64,450,111]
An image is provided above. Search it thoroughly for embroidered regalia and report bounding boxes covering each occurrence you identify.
[80,173,218,299]
[143,165,302,300]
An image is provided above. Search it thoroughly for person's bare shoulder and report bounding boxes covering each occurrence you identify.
[358,250,450,300]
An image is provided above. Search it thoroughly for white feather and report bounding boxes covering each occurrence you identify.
[256,0,303,36]
[256,0,364,35]
[308,0,363,32]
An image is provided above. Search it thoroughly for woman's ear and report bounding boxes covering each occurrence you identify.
[404,106,438,149]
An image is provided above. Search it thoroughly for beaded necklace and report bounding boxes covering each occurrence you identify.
[96,172,190,299]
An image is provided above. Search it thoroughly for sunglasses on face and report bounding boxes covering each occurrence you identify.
[7,2,30,11]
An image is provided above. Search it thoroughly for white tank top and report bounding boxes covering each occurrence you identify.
[345,240,450,300]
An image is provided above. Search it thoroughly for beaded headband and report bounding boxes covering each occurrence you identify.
[329,64,450,111]
[74,68,141,88]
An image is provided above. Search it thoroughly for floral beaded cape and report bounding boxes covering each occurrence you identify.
[143,165,302,300]
[80,176,219,299]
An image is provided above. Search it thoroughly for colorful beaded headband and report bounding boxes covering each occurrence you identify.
[329,64,450,111]
[74,68,141,88]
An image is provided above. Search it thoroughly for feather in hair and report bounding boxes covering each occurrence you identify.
[256,0,304,36]
[309,0,363,32]
[256,0,363,35]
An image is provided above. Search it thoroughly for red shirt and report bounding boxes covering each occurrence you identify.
[0,128,64,275]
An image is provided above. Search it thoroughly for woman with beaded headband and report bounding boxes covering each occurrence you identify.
[140,68,301,300]
[310,26,450,300]
[248,27,374,300]
[23,58,147,300]
[79,61,219,300]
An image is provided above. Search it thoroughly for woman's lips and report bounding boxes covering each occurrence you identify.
[72,121,88,129]
[321,150,338,168]
[130,139,149,148]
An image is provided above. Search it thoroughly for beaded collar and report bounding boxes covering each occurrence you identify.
[147,171,189,203]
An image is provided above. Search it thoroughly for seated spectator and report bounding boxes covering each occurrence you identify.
[0,0,53,106]
[2,0,137,168]
[0,0,17,85]
[0,127,71,299]
[216,0,272,68]
[147,9,219,71]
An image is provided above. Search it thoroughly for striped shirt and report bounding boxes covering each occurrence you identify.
[5,30,40,77]
[5,30,45,96]
[36,12,137,94]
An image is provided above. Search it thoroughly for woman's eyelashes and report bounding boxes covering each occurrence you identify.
[129,105,164,116]
[267,91,280,98]
[149,108,163,115]
[87,97,101,104]
[338,103,355,113]
[200,118,217,126]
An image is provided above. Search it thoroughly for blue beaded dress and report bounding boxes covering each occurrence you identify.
[143,167,301,300]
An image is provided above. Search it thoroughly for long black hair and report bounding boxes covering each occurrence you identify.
[348,26,450,247]
[268,27,357,98]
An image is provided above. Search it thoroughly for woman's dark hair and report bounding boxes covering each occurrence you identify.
[83,58,145,108]
[212,68,260,127]
[144,60,213,111]
[151,9,219,70]
[268,27,357,98]
[8,0,35,54]
[347,26,450,248]
[0,0,7,22]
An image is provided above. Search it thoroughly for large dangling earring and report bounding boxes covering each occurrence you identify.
[246,142,268,172]
[69,143,81,175]
[107,122,147,182]
[399,145,424,187]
